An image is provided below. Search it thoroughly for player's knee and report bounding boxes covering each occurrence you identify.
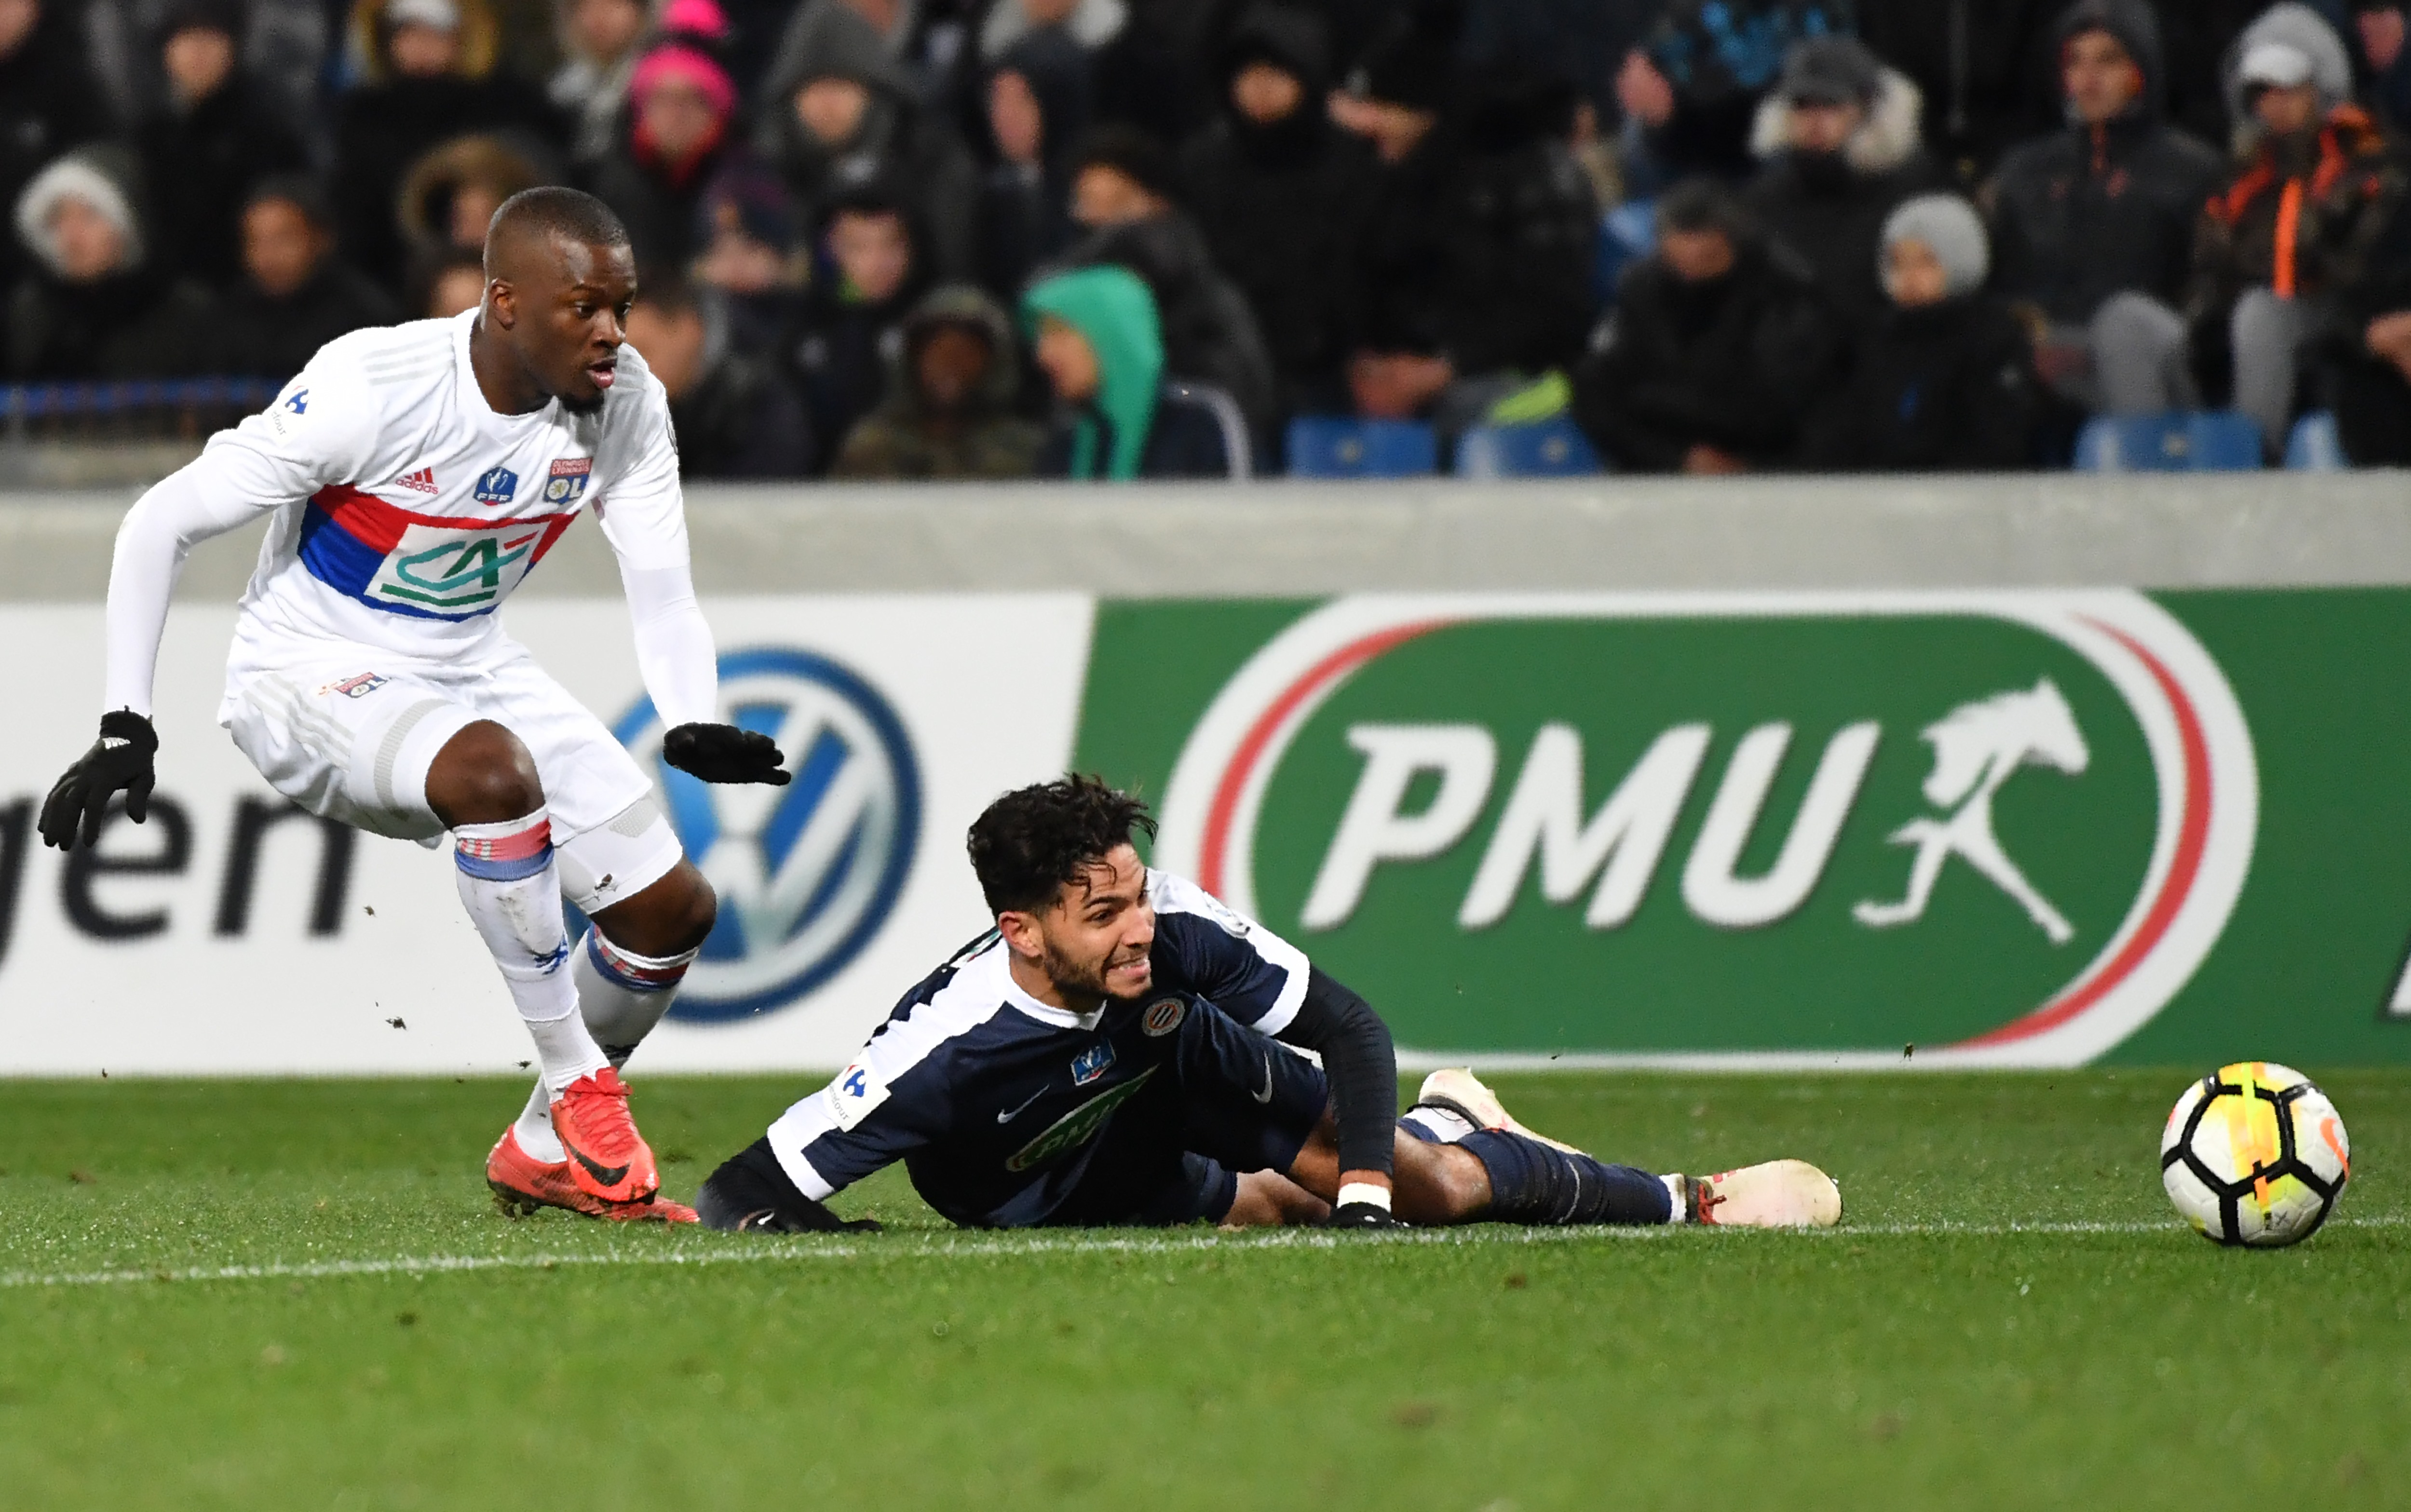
[596,859,716,956]
[658,864,717,951]
[427,720,545,826]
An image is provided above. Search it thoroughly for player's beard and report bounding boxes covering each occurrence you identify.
[560,389,607,418]
[1039,936,1143,1005]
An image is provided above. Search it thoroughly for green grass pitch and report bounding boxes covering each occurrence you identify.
[2,1069,2406,1511]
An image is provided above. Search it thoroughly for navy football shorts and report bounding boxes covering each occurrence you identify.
[1030,1001,1328,1228]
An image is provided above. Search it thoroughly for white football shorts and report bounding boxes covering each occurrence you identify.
[219,633,683,915]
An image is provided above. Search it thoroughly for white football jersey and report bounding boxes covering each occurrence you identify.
[210,310,686,664]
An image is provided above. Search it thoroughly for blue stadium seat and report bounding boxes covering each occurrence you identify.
[1453,417,1604,478]
[2284,411,2349,471]
[2072,410,2265,472]
[1284,417,1438,478]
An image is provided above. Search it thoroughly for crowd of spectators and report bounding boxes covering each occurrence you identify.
[6,0,2411,476]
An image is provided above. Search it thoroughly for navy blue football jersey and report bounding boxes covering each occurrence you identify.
[764,870,1315,1226]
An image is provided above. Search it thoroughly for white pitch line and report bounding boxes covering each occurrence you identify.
[1,1214,2403,1292]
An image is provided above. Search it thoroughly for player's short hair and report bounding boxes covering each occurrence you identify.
[485,186,630,263]
[968,775,1157,915]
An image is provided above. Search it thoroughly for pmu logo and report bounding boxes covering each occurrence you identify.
[614,647,921,1020]
[1154,593,2258,1070]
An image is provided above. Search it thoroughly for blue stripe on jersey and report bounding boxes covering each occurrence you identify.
[296,503,484,623]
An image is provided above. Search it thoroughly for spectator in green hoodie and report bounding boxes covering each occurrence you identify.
[1023,264,1246,480]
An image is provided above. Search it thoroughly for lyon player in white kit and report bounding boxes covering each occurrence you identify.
[39,189,789,1223]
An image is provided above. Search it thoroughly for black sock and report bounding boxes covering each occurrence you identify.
[1458,1129,1672,1225]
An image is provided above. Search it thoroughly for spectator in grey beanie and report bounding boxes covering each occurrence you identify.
[1802,193,2041,471]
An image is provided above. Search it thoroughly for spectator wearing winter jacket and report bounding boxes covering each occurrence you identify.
[1053,124,1278,441]
[395,134,545,284]
[975,27,1092,303]
[1617,0,1857,183]
[1337,24,1598,434]
[211,176,400,378]
[691,162,811,355]
[786,186,932,468]
[1744,37,1943,326]
[834,283,1046,478]
[0,0,114,302]
[1024,263,1236,479]
[584,40,742,269]
[549,0,650,163]
[137,0,312,291]
[1181,2,1380,420]
[2315,171,2411,462]
[1985,0,2225,417]
[2183,4,2405,452]
[1569,177,1847,473]
[7,148,217,380]
[1804,194,2041,470]
[333,0,566,287]
[626,275,816,476]
[755,0,980,283]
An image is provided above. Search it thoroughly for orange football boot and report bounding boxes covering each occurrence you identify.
[548,1067,664,1204]
[487,1125,694,1222]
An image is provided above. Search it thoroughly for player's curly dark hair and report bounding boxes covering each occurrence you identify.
[967,775,1156,915]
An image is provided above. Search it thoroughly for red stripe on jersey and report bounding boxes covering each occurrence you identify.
[308,484,580,558]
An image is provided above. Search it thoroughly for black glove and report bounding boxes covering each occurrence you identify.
[663,722,790,785]
[39,710,158,851]
[1322,1201,1406,1230]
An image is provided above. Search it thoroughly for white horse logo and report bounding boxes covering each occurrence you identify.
[1854,679,2089,944]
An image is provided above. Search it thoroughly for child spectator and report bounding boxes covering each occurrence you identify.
[756,0,978,281]
[2187,4,2403,453]
[625,275,815,476]
[787,187,930,466]
[1804,194,2041,470]
[211,176,400,378]
[975,28,1091,302]
[549,0,650,163]
[834,283,1045,478]
[6,148,217,379]
[1053,124,1277,439]
[1023,263,1235,478]
[1181,1,1379,420]
[1568,177,1845,472]
[138,0,311,290]
[1745,37,1940,324]
[0,0,113,298]
[333,0,564,287]
[585,39,741,268]
[1985,0,2224,418]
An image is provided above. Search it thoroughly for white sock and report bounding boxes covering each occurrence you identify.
[510,931,697,1162]
[1663,1174,1689,1223]
[453,810,607,1093]
[1401,1104,1476,1144]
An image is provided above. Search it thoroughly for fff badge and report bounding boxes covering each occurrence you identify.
[1151,593,2259,1070]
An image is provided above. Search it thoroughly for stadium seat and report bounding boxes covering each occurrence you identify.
[1158,380,1253,480]
[1453,416,1604,478]
[1284,417,1439,478]
[2072,410,2265,472]
[2283,411,2349,471]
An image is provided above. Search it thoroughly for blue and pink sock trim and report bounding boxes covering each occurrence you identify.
[454,814,555,882]
[584,930,697,994]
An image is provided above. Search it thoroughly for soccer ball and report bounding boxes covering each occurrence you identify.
[2160,1062,2349,1247]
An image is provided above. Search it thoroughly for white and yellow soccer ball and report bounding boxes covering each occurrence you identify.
[2161,1062,2350,1247]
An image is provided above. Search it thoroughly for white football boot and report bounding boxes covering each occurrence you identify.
[1414,1068,1585,1153]
[1677,1160,1843,1228]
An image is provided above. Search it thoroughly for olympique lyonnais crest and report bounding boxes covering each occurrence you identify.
[1150,593,2259,1070]
[544,456,592,504]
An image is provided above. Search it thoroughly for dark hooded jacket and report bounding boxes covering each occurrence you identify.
[1051,211,1280,438]
[1569,237,1849,470]
[756,0,980,282]
[6,149,218,381]
[670,345,817,478]
[1179,2,1381,400]
[1801,293,2042,469]
[0,5,113,294]
[1743,65,1945,323]
[974,27,1093,304]
[211,256,401,380]
[834,284,1046,478]
[1985,0,2225,323]
[1350,89,1599,377]
[137,66,311,289]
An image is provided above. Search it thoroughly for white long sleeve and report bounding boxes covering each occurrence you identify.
[619,561,718,729]
[103,466,284,716]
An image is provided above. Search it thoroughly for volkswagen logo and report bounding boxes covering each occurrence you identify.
[612,647,921,1021]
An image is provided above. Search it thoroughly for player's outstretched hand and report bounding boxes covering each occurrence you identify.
[38,710,158,851]
[1322,1201,1406,1230]
[662,722,791,785]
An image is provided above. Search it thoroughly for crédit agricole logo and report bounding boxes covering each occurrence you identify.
[1153,593,2258,1069]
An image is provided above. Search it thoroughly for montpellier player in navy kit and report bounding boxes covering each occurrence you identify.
[39,189,789,1223]
[696,776,1842,1233]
